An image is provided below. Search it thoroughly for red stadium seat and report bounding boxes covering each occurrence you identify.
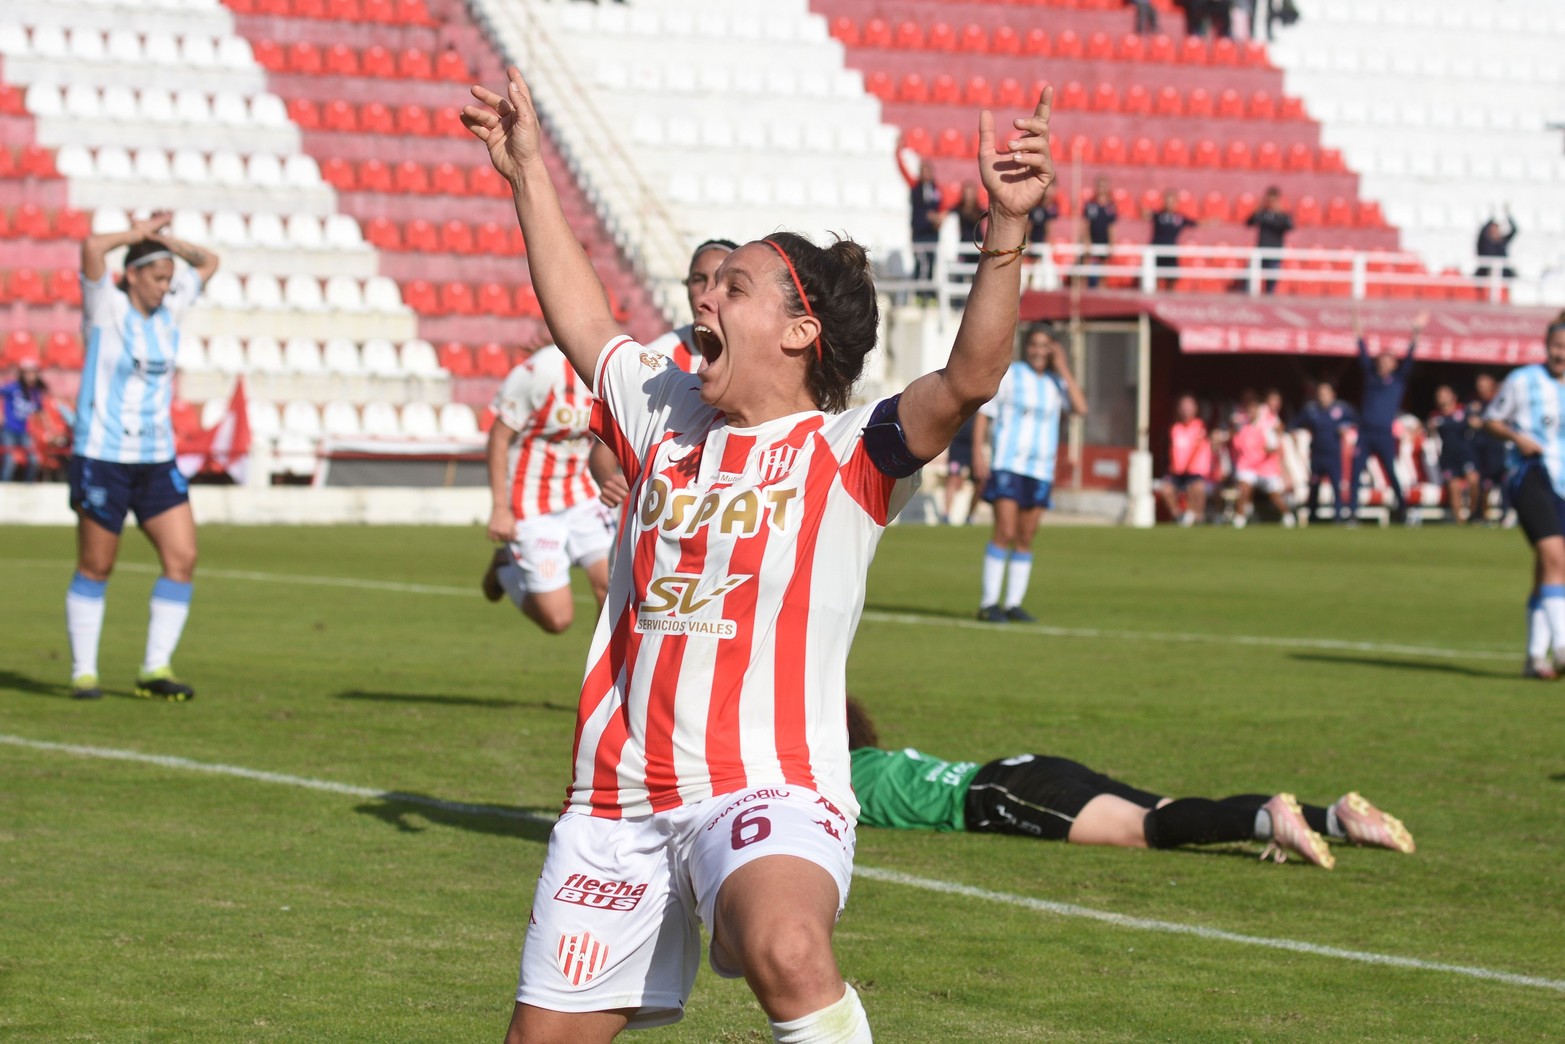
[287,41,322,74]
[20,145,56,178]
[1324,197,1353,227]
[396,104,432,136]
[1224,141,1252,169]
[1285,143,1314,171]
[1117,33,1145,61]
[1055,30,1082,59]
[898,74,928,104]
[359,159,393,192]
[1091,83,1120,113]
[1357,201,1387,229]
[475,221,510,255]
[435,49,469,82]
[294,0,326,20]
[9,268,46,305]
[323,43,358,75]
[288,97,322,130]
[992,26,1020,55]
[0,150,13,181]
[476,281,513,316]
[1147,33,1176,62]
[395,0,435,25]
[326,0,359,18]
[321,157,356,190]
[1187,88,1213,117]
[362,0,394,23]
[1192,139,1221,168]
[253,39,286,71]
[322,99,357,132]
[1021,28,1050,56]
[433,106,466,139]
[1235,192,1259,220]
[48,268,81,306]
[402,279,437,313]
[964,77,993,107]
[894,21,925,50]
[362,101,392,129]
[931,75,960,105]
[923,21,955,52]
[1066,135,1093,163]
[1161,139,1190,167]
[0,84,21,116]
[1217,89,1244,118]
[862,18,891,49]
[1317,148,1346,173]
[14,204,49,238]
[1086,31,1113,60]
[958,23,988,53]
[901,126,932,155]
[470,165,508,198]
[830,17,859,46]
[1201,191,1231,222]
[1154,85,1182,116]
[996,78,1025,108]
[866,71,894,101]
[44,330,82,368]
[1280,96,1306,121]
[934,127,967,158]
[474,341,509,376]
[1241,41,1269,67]
[362,45,395,77]
[1059,81,1088,110]
[510,227,528,255]
[1294,197,1321,227]
[404,219,439,252]
[55,209,89,240]
[1098,136,1127,165]
[441,220,475,254]
[1139,188,1161,218]
[1123,84,1152,115]
[398,48,433,80]
[1248,91,1277,120]
[431,162,467,195]
[363,216,400,249]
[517,286,543,318]
[1129,137,1157,166]
[1255,141,1282,171]
[3,330,35,363]
[438,342,474,376]
[1211,38,1239,66]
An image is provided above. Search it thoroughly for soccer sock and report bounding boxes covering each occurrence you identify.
[1542,584,1565,653]
[1218,793,1336,838]
[1142,798,1257,849]
[770,984,873,1044]
[1002,551,1033,610]
[142,578,193,673]
[65,573,108,680]
[496,563,529,611]
[980,544,1008,607]
[1527,593,1551,658]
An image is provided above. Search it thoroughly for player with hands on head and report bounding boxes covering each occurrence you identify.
[67,210,219,701]
[1482,312,1565,678]
[463,66,1055,1044]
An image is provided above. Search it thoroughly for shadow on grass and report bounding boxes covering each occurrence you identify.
[1287,653,1514,679]
[0,669,140,701]
[355,792,556,844]
[1549,773,1565,783]
[335,689,574,712]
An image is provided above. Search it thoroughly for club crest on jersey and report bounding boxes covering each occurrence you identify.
[557,931,608,986]
[639,351,668,371]
[758,443,800,482]
[636,573,751,638]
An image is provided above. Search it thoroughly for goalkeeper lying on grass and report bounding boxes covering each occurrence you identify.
[846,699,1414,870]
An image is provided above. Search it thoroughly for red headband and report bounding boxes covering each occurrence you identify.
[762,239,822,362]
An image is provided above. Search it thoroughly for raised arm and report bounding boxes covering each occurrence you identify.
[151,229,220,284]
[462,68,619,385]
[897,87,1055,461]
[1051,346,1088,416]
[81,211,170,282]
[1402,310,1429,366]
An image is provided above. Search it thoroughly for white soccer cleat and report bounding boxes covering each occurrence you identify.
[1333,792,1415,854]
[1233,513,1248,529]
[1281,510,1297,528]
[1259,793,1334,869]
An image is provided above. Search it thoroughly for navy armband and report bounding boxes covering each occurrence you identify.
[862,394,929,479]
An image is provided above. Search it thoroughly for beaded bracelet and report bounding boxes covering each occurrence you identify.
[970,212,1028,267]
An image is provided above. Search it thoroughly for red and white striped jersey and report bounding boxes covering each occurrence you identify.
[644,324,702,374]
[574,336,920,820]
[493,346,600,519]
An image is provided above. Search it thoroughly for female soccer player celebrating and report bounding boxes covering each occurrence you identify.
[67,211,219,701]
[1482,313,1565,678]
[463,67,1055,1043]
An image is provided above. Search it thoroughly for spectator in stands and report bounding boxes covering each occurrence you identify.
[1082,176,1117,289]
[1150,190,1197,292]
[1,357,45,483]
[1126,0,1158,35]
[1230,389,1294,527]
[940,414,979,526]
[648,238,738,373]
[1026,184,1059,246]
[1246,187,1293,294]
[1291,380,1356,523]
[1475,209,1518,282]
[1348,311,1427,525]
[1158,394,1211,525]
[951,181,986,244]
[906,158,943,289]
[1469,372,1508,523]
[1429,385,1479,524]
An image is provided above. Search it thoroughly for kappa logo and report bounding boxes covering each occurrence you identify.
[758,442,800,483]
[639,351,668,371]
[557,931,608,986]
[554,873,648,912]
[815,818,841,841]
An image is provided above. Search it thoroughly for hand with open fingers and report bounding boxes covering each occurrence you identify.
[978,85,1055,223]
[461,65,542,184]
[131,211,172,241]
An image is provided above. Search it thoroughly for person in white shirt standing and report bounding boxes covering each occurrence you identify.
[464,66,1056,1043]
[480,344,620,633]
[972,324,1087,622]
[67,211,220,701]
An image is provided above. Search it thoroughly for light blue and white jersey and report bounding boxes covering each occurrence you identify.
[979,361,1070,482]
[1488,364,1565,496]
[74,266,201,464]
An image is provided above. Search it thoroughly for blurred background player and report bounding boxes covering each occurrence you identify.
[1081,175,1117,289]
[1150,190,1197,292]
[973,324,1087,621]
[1349,311,1427,524]
[1481,313,1565,679]
[480,344,616,634]
[846,699,1413,869]
[1230,389,1293,527]
[1,357,46,483]
[1158,394,1211,525]
[1292,380,1356,524]
[1428,385,1478,524]
[939,414,978,525]
[1475,209,1518,282]
[1246,186,1292,294]
[1469,372,1508,524]
[68,212,219,701]
[647,238,738,373]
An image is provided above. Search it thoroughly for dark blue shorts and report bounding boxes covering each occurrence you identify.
[1508,461,1565,546]
[982,470,1054,510]
[69,456,189,535]
[1164,472,1203,491]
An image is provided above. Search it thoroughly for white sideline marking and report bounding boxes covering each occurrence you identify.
[3,558,1516,662]
[3,733,1562,995]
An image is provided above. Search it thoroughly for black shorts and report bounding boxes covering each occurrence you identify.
[1164,472,1202,491]
[1509,461,1565,545]
[964,756,1162,841]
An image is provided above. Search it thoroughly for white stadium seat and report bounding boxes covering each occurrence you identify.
[283,154,321,188]
[247,400,281,439]
[133,149,172,183]
[248,153,284,188]
[244,274,284,310]
[202,277,246,314]
[55,146,94,180]
[25,84,63,119]
[438,403,479,438]
[400,401,439,437]
[217,36,254,67]
[246,336,286,374]
[251,94,288,128]
[274,431,319,477]
[144,32,180,65]
[170,210,209,244]
[103,90,137,123]
[363,277,404,311]
[177,337,210,373]
[360,401,399,436]
[283,274,326,312]
[400,339,441,376]
[180,35,218,67]
[324,275,366,312]
[321,400,361,436]
[323,215,363,249]
[209,151,246,186]
[107,29,142,64]
[139,87,177,124]
[323,338,362,375]
[286,214,325,250]
[63,84,102,120]
[248,212,288,249]
[171,150,210,185]
[361,338,402,377]
[96,147,134,180]
[212,92,249,127]
[30,26,68,59]
[209,210,250,247]
[200,397,229,429]
[175,88,212,125]
[281,400,322,436]
[0,24,27,54]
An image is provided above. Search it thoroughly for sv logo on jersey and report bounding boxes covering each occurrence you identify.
[635,573,751,638]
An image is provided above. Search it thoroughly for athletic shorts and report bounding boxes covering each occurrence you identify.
[507,500,615,594]
[1439,461,1477,483]
[1163,472,1202,492]
[517,785,856,1028]
[1234,469,1285,494]
[1509,461,1565,546]
[982,469,1053,510]
[964,755,1162,842]
[68,455,189,535]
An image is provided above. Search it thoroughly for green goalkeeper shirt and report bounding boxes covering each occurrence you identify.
[850,746,981,832]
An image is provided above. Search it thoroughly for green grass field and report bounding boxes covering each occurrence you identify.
[3,522,1563,1041]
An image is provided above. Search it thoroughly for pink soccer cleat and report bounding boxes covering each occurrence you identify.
[1333,792,1415,854]
[1259,793,1335,870]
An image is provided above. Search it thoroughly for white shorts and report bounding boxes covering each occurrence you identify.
[1235,470,1286,494]
[516,785,856,1028]
[507,500,614,594]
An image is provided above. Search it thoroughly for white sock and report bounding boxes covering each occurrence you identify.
[1002,551,1033,609]
[1527,594,1550,658]
[142,578,193,673]
[497,562,529,611]
[980,544,1007,607]
[66,573,107,680]
[771,984,872,1044]
[1543,586,1565,657]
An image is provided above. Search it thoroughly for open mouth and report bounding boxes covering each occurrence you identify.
[692,323,724,366]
